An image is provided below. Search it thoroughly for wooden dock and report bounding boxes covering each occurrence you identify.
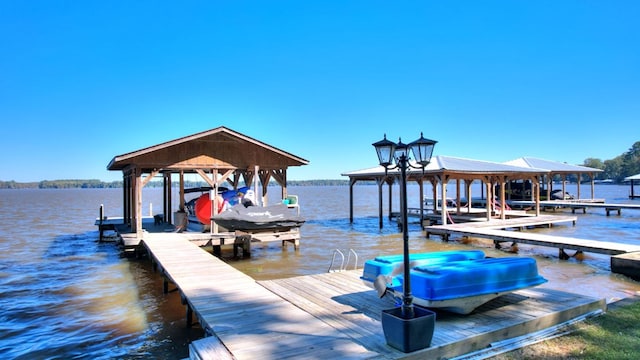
[509,200,640,216]
[138,234,606,360]
[424,214,578,236]
[97,216,300,257]
[424,215,640,261]
[141,233,375,360]
[260,272,605,360]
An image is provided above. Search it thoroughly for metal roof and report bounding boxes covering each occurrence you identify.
[341,155,547,178]
[504,157,602,173]
[434,156,547,173]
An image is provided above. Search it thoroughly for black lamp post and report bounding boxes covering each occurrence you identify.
[373,133,437,319]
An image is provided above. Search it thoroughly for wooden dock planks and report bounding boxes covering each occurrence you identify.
[139,232,607,360]
[509,200,640,216]
[425,214,577,231]
[457,227,640,255]
[259,270,606,360]
[140,233,377,360]
[424,215,640,256]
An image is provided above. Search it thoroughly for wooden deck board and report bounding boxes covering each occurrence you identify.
[139,232,606,360]
[423,214,640,256]
[427,226,640,255]
[510,200,640,211]
[259,270,606,360]
[140,233,377,360]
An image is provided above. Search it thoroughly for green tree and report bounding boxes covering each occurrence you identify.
[622,141,640,177]
[582,158,604,170]
[604,157,625,182]
[582,158,605,180]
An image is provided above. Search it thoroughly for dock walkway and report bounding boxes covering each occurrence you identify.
[141,232,375,360]
[424,214,578,237]
[510,200,640,216]
[260,271,605,359]
[97,216,300,257]
[139,233,606,360]
[424,215,640,259]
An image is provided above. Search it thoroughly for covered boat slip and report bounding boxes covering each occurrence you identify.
[342,156,603,229]
[141,234,605,359]
[106,126,309,239]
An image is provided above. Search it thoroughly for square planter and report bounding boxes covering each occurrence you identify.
[381,305,436,353]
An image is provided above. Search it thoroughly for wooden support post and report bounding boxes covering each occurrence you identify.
[186,306,193,328]
[233,233,252,258]
[213,245,221,257]
[606,208,621,216]
[98,204,104,241]
[559,249,570,260]
[233,243,240,258]
[243,236,251,257]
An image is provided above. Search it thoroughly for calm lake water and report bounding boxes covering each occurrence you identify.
[1,184,640,359]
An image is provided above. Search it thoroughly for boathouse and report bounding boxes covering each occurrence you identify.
[106,126,309,237]
[342,156,603,227]
[342,155,549,227]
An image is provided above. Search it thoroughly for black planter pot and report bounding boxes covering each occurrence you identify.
[381,305,436,353]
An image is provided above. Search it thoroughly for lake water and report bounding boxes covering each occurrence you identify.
[1,184,640,359]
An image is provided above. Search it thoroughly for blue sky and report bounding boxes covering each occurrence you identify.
[1,1,638,182]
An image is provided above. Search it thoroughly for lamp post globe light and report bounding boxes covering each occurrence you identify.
[373,132,437,352]
[372,133,437,319]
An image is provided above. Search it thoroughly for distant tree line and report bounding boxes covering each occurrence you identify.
[0,179,351,189]
[580,141,640,183]
[0,179,124,189]
[2,142,639,189]
[287,179,350,186]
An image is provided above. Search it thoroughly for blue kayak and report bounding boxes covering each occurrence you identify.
[389,257,547,314]
[361,250,486,287]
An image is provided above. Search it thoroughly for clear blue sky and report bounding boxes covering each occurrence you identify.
[1,1,638,182]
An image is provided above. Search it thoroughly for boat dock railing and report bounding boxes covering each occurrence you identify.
[328,248,358,272]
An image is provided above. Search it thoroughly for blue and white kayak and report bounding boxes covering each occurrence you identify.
[388,257,547,314]
[361,250,486,288]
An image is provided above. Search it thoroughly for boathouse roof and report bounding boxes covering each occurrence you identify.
[106,126,309,235]
[504,157,602,174]
[341,155,547,179]
[107,126,309,172]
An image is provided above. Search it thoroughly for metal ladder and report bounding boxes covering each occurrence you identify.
[328,248,358,272]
